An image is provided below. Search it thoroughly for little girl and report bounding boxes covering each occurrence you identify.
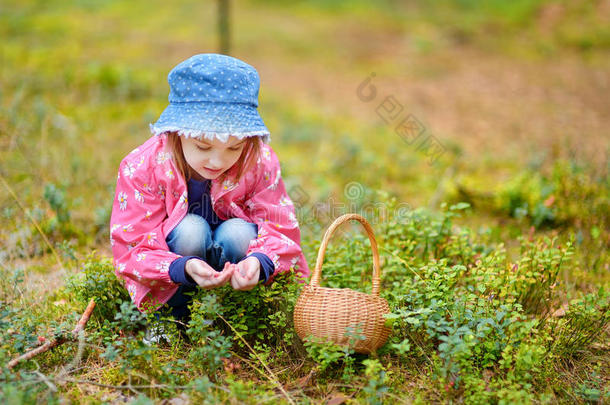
[110,53,310,323]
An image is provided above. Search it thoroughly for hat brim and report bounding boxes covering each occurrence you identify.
[150,102,271,143]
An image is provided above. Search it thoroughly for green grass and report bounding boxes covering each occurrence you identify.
[1,0,608,403]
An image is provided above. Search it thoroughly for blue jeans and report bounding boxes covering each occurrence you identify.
[160,214,258,321]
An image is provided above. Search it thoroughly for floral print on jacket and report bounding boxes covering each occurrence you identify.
[110,133,310,312]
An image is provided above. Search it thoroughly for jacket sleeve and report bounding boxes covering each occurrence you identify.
[244,146,308,283]
[110,157,181,312]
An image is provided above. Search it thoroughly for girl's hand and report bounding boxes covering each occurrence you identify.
[229,256,260,291]
[185,258,234,289]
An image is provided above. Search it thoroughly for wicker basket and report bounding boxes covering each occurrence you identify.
[293,213,391,354]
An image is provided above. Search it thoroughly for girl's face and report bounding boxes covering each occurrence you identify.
[180,135,247,180]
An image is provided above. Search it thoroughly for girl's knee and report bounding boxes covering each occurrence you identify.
[174,214,212,239]
[166,214,212,256]
[216,218,257,241]
[221,217,249,226]
[214,218,257,262]
[183,213,210,229]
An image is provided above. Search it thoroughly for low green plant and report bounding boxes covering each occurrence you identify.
[43,183,71,226]
[6,192,606,403]
[546,287,610,358]
[496,171,556,227]
[303,337,346,374]
[361,358,389,405]
[300,325,367,382]
[186,293,232,375]
[374,192,601,402]
[509,235,574,315]
[64,253,129,321]
[41,182,83,245]
[113,300,147,332]
[100,335,156,374]
[186,269,303,369]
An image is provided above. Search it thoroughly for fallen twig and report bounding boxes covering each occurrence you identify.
[7,298,96,370]
[33,370,58,392]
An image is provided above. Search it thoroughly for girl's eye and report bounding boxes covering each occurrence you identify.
[195,144,243,151]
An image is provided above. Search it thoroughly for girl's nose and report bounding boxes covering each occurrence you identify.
[208,156,223,168]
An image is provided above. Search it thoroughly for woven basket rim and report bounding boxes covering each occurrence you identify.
[301,285,386,297]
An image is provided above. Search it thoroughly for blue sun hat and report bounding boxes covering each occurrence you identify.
[150,53,271,143]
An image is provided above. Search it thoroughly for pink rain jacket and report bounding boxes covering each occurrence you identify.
[110,133,310,312]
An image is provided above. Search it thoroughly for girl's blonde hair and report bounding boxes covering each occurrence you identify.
[165,132,262,184]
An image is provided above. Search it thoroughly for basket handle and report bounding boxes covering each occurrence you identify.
[310,213,382,296]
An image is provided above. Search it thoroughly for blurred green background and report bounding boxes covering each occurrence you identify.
[1,0,608,318]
